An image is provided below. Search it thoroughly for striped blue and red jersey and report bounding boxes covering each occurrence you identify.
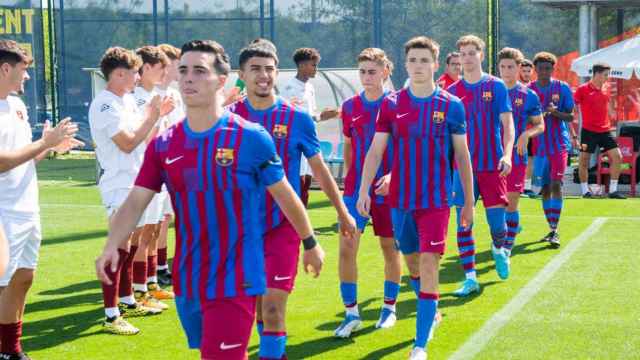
[135,112,285,301]
[228,97,320,232]
[447,74,512,172]
[376,87,466,210]
[508,83,542,166]
[341,92,393,204]
[528,79,574,156]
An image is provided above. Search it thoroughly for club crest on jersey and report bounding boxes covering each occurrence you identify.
[136,99,146,107]
[273,124,288,139]
[100,104,111,112]
[515,98,523,107]
[432,111,445,123]
[15,110,24,121]
[482,91,493,102]
[215,148,234,167]
[551,94,560,103]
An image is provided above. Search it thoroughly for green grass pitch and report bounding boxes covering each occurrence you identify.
[19,157,640,359]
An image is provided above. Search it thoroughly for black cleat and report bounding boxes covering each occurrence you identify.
[0,352,31,360]
[540,231,555,243]
[582,191,593,198]
[608,191,626,199]
[158,269,172,287]
[548,232,560,248]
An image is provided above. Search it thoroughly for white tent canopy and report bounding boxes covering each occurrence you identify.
[571,35,640,79]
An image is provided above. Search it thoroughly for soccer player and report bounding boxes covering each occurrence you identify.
[497,48,544,256]
[437,52,461,89]
[89,46,173,334]
[279,48,340,207]
[228,43,355,359]
[96,39,320,360]
[575,62,625,199]
[447,34,514,296]
[529,52,575,248]
[0,40,83,359]
[520,58,537,196]
[357,36,474,360]
[155,43,186,287]
[334,47,402,338]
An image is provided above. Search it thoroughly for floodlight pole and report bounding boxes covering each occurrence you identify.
[487,0,500,75]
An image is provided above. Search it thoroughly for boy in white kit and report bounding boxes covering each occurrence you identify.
[89,46,172,335]
[0,40,82,359]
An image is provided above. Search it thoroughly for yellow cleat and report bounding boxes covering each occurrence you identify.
[103,317,140,335]
[118,302,162,318]
[148,283,175,300]
[135,290,169,311]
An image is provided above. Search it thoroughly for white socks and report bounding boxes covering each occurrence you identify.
[581,182,590,195]
[524,178,532,191]
[610,180,618,193]
[465,271,477,281]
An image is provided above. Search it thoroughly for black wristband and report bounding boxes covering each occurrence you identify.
[302,235,317,250]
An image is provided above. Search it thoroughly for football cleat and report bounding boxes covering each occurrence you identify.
[148,282,175,300]
[118,302,161,317]
[452,278,480,297]
[103,317,140,335]
[334,314,362,338]
[375,307,397,329]
[492,245,510,280]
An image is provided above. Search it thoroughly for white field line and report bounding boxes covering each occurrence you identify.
[448,217,608,360]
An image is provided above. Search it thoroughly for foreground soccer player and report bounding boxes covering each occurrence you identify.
[529,52,575,248]
[229,43,355,359]
[96,40,318,360]
[335,47,402,337]
[90,46,173,334]
[0,40,82,360]
[358,36,474,360]
[498,48,544,256]
[447,35,514,295]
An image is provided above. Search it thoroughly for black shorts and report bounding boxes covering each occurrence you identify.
[580,128,618,153]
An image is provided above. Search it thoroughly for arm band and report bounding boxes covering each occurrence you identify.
[302,235,317,250]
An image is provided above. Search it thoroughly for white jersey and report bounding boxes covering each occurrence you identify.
[155,85,185,129]
[279,77,317,176]
[0,96,38,216]
[89,89,145,195]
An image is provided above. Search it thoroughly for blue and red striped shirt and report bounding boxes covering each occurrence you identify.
[447,74,512,172]
[508,83,542,166]
[528,79,574,156]
[135,112,285,301]
[376,87,466,210]
[341,92,393,203]
[228,97,321,232]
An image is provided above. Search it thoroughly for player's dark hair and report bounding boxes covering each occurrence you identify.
[0,40,32,67]
[100,47,142,80]
[592,62,611,75]
[456,34,485,51]
[520,59,533,68]
[533,51,557,66]
[136,45,170,75]
[238,44,279,69]
[404,36,440,60]
[292,47,320,66]
[498,47,524,65]
[445,52,460,65]
[180,40,231,76]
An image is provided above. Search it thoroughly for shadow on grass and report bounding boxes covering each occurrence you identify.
[22,307,104,352]
[314,223,339,236]
[359,338,414,359]
[39,280,102,296]
[307,199,333,210]
[42,230,107,247]
[26,292,102,314]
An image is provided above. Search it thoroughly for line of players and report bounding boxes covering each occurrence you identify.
[0,31,580,360]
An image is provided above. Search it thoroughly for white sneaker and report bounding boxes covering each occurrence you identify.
[334,314,362,338]
[409,346,427,360]
[375,307,397,329]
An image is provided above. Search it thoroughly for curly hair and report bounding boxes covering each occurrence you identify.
[99,47,142,80]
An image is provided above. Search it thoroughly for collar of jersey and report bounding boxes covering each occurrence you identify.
[407,86,439,103]
[534,78,557,90]
[183,111,230,139]
[244,96,282,114]
[359,91,387,106]
[460,73,490,88]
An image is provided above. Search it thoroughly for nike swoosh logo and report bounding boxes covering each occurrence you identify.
[352,115,362,122]
[220,342,242,350]
[165,156,184,165]
[430,240,445,246]
[274,275,291,281]
[397,112,410,119]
